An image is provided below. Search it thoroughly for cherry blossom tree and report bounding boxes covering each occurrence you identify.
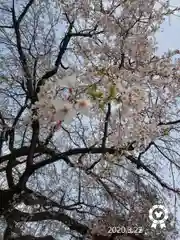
[0,0,180,239]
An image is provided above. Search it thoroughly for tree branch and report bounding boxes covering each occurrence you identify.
[32,147,122,171]
[126,154,180,193]
[26,119,39,169]
[6,156,15,188]
[36,22,103,93]
[36,19,75,93]
[11,235,55,240]
[16,146,130,187]
[158,119,180,126]
[0,25,13,28]
[0,145,55,164]
[17,0,34,24]
[12,0,33,99]
[102,103,111,150]
[10,209,88,236]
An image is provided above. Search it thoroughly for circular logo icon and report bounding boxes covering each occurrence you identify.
[149,205,168,229]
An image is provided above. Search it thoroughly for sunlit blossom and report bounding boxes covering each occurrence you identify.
[75,99,91,116]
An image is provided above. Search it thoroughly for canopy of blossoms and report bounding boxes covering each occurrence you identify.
[33,47,180,151]
[22,0,180,153]
[1,0,180,239]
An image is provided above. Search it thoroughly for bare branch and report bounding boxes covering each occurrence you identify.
[37,22,103,93]
[17,0,35,24]
[102,103,111,150]
[11,235,55,240]
[10,209,88,236]
[0,25,13,29]
[158,119,180,126]
[126,155,180,193]
[36,19,75,93]
[11,0,33,99]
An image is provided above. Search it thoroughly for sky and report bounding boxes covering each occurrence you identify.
[156,0,180,54]
[155,1,180,238]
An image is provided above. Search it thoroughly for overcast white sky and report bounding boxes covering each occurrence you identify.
[156,0,180,54]
[155,1,180,238]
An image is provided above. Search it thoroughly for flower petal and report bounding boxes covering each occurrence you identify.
[79,107,89,116]
[75,99,91,116]
[63,108,77,125]
[57,74,77,88]
[54,110,66,122]
[51,99,68,111]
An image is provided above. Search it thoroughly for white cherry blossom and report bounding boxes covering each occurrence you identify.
[75,99,91,116]
[57,74,77,89]
[52,99,76,124]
